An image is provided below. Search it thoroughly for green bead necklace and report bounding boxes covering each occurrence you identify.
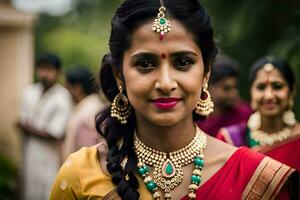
[134,127,206,199]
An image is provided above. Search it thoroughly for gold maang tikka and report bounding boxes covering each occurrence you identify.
[263,63,274,72]
[152,0,171,40]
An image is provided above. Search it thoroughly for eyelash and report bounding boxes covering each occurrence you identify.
[134,57,195,71]
[256,83,284,91]
[174,57,194,70]
[135,59,156,71]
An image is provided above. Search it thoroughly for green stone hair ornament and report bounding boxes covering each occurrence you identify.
[152,0,171,40]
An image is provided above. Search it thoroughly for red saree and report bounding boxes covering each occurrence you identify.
[181,147,298,200]
[256,135,300,171]
[217,124,300,172]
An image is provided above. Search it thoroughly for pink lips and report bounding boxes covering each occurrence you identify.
[262,102,277,109]
[153,98,180,109]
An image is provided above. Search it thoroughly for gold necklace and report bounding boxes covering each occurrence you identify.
[250,127,292,146]
[134,126,206,199]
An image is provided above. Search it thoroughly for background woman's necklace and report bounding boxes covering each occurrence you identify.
[250,127,292,146]
[134,127,207,199]
[247,111,295,146]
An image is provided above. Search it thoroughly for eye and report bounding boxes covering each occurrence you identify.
[135,59,156,70]
[272,82,284,90]
[174,57,194,70]
[256,83,265,90]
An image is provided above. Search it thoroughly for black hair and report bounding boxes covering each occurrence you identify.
[209,55,240,85]
[250,56,296,92]
[36,52,61,70]
[65,66,97,95]
[96,0,218,199]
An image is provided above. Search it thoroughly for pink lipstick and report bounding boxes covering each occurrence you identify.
[153,98,180,109]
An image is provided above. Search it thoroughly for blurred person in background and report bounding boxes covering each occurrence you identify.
[217,56,300,170]
[63,66,105,160]
[196,55,252,137]
[17,52,73,200]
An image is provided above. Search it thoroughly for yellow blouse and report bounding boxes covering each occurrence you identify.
[49,145,151,199]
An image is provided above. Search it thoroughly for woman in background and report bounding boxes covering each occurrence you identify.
[217,56,300,171]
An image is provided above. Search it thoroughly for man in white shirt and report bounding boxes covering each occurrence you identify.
[17,52,73,200]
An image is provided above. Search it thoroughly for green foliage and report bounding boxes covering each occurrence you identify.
[41,27,108,72]
[35,0,122,73]
[35,0,300,118]
[0,155,17,200]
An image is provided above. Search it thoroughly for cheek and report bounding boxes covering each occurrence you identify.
[250,88,261,102]
[124,75,151,104]
[277,90,290,103]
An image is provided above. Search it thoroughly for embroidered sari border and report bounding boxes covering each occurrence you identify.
[242,156,294,200]
[102,188,121,200]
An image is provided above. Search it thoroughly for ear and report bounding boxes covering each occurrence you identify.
[203,68,211,87]
[290,84,297,98]
[111,66,123,87]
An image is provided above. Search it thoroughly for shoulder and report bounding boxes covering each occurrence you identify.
[23,83,41,95]
[242,155,297,200]
[51,84,72,104]
[216,123,247,146]
[236,100,252,113]
[50,145,113,199]
[51,84,70,97]
[292,122,300,135]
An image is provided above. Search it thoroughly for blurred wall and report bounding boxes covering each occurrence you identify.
[0,0,36,165]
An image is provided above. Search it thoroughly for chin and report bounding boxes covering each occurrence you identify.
[260,110,281,118]
[148,116,182,127]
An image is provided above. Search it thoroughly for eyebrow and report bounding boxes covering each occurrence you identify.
[131,52,157,60]
[131,50,199,59]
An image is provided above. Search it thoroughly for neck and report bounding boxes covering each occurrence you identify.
[42,83,54,94]
[76,93,87,104]
[135,118,195,153]
[260,115,285,133]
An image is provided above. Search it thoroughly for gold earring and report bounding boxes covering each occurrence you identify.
[195,83,214,116]
[247,111,261,131]
[283,110,296,127]
[111,85,131,124]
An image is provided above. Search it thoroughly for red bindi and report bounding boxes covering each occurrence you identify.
[161,53,166,59]
[265,77,270,84]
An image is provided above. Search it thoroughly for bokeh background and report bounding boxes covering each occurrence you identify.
[0,0,299,199]
[35,0,300,108]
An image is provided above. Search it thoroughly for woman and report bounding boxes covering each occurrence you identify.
[217,56,300,171]
[50,1,298,199]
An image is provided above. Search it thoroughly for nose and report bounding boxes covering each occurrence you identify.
[154,65,177,94]
[263,86,274,100]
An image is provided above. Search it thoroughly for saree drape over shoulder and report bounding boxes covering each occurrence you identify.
[49,145,298,200]
[217,123,300,171]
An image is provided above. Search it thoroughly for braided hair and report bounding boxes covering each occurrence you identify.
[96,0,218,199]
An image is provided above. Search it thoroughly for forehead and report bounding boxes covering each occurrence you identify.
[214,76,237,85]
[37,64,57,71]
[126,19,202,55]
[254,68,287,83]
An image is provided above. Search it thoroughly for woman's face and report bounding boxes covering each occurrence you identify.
[119,20,208,127]
[251,66,290,118]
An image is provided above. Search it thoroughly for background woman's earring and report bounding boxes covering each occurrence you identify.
[195,83,214,116]
[111,85,131,124]
[283,99,296,126]
[247,111,261,131]
[283,110,296,126]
